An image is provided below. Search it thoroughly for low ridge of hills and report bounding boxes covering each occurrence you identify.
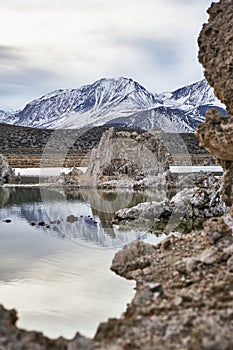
[0,123,215,168]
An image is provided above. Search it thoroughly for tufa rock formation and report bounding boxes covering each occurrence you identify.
[85,127,198,189]
[197,109,233,205]
[102,219,233,350]
[196,0,233,206]
[0,154,18,185]
[198,0,233,114]
[86,127,173,180]
[114,172,226,234]
[0,304,93,350]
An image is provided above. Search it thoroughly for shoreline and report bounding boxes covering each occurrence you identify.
[1,214,233,349]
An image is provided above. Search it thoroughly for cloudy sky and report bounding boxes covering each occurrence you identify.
[0,0,213,110]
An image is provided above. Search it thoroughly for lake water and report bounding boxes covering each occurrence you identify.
[0,186,165,339]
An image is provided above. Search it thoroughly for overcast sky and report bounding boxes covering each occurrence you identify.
[0,0,213,110]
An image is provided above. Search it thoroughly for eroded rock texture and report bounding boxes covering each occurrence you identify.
[94,218,233,350]
[196,110,233,205]
[0,304,93,350]
[114,172,226,234]
[0,154,18,185]
[197,0,233,206]
[87,128,173,180]
[198,0,233,113]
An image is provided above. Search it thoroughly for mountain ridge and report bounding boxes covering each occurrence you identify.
[0,77,226,132]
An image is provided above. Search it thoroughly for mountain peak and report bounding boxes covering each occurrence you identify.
[161,78,225,110]
[0,77,226,132]
[90,77,138,95]
[4,77,160,129]
[86,77,148,95]
[36,77,145,104]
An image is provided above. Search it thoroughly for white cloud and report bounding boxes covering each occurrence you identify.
[0,0,212,108]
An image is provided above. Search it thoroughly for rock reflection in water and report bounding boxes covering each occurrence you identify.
[0,187,165,248]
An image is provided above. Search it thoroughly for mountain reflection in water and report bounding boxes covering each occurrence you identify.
[0,187,166,248]
[0,186,166,339]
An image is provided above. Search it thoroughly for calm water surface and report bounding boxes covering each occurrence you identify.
[0,186,165,339]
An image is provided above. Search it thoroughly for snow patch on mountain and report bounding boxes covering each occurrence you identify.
[160,79,225,111]
[107,107,199,132]
[0,77,226,132]
[0,110,16,124]
[107,79,226,132]
[5,78,162,129]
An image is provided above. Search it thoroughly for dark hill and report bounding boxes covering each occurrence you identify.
[0,123,215,167]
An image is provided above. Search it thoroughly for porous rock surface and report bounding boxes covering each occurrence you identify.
[0,154,18,185]
[196,109,233,205]
[100,215,233,350]
[86,128,173,185]
[46,167,84,187]
[197,0,233,206]
[198,0,233,113]
[114,172,226,234]
[0,304,93,350]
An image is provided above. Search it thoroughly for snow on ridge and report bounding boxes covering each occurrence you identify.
[0,77,226,132]
[159,79,225,111]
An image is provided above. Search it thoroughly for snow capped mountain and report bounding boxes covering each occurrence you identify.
[0,109,15,124]
[108,79,226,131]
[0,77,226,132]
[0,110,8,123]
[5,77,162,129]
[106,107,199,133]
[161,79,225,111]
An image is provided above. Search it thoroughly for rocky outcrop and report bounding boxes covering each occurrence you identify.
[198,0,233,113]
[46,167,84,187]
[196,110,233,205]
[87,128,173,183]
[92,214,233,350]
[197,0,233,206]
[85,128,207,189]
[0,304,93,350]
[197,109,233,161]
[114,173,226,234]
[0,154,18,185]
